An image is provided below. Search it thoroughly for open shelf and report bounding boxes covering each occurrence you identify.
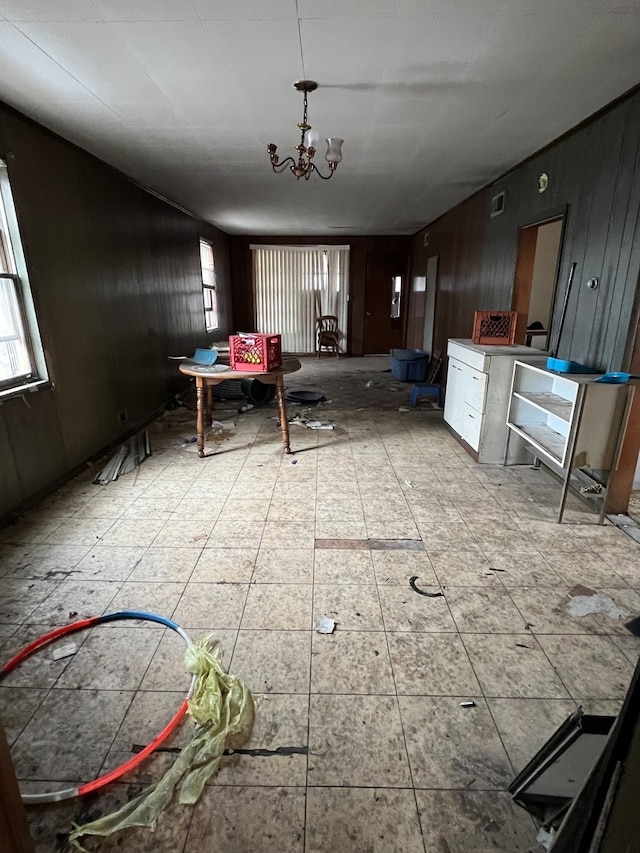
[513,390,573,421]
[510,422,566,463]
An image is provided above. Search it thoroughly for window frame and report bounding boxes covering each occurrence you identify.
[199,238,219,333]
[0,160,49,399]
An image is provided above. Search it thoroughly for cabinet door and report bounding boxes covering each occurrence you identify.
[443,358,465,434]
[464,365,488,413]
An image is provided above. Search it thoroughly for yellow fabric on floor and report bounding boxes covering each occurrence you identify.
[69,637,255,850]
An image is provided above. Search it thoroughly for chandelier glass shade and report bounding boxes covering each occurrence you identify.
[267,80,343,181]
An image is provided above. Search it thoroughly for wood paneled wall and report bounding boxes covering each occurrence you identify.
[408,87,640,374]
[229,235,411,356]
[0,103,233,518]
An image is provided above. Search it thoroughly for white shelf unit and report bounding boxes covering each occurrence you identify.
[506,361,633,522]
[443,339,548,464]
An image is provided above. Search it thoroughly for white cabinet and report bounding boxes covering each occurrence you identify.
[506,361,632,522]
[444,339,548,463]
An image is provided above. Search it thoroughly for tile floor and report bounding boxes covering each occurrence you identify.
[1,355,639,852]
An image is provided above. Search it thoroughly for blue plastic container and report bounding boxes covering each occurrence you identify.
[391,349,429,382]
[546,357,599,374]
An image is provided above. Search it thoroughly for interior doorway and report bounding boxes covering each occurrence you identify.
[363,252,406,354]
[511,216,564,348]
[422,255,438,356]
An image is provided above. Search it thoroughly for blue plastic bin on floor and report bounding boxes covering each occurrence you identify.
[390,349,429,382]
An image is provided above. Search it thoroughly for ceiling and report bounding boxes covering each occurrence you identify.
[0,0,639,236]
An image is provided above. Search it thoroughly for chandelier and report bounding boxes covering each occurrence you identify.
[267,80,343,181]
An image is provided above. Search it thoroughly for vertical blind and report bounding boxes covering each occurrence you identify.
[251,245,349,353]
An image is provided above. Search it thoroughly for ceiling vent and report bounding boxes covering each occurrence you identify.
[490,191,505,218]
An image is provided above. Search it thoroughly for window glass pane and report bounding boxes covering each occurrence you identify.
[0,277,30,381]
[391,275,402,319]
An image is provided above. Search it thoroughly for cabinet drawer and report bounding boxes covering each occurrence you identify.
[462,402,482,450]
[464,366,488,413]
[447,340,488,372]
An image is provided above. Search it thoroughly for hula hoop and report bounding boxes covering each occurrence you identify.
[0,610,195,804]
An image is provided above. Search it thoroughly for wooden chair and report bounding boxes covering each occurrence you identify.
[316,315,341,358]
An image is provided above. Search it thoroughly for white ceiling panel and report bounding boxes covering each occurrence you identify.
[0,0,101,22]
[91,0,200,21]
[193,0,297,21]
[0,1,638,234]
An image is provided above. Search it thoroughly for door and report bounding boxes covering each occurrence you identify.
[363,252,406,354]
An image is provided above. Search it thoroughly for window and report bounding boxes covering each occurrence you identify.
[0,160,48,396]
[391,274,402,319]
[200,239,218,332]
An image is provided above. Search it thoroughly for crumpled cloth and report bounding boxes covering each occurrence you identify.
[69,636,254,850]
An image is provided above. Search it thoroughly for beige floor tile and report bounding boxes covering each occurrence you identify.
[378,584,455,632]
[313,549,375,584]
[576,699,624,715]
[482,549,567,587]
[0,516,65,545]
[214,694,308,786]
[242,584,313,630]
[11,688,133,781]
[308,694,412,787]
[311,631,394,694]
[415,790,538,853]
[0,622,91,688]
[429,550,497,586]
[462,634,571,698]
[313,584,384,631]
[366,519,421,539]
[151,517,214,548]
[6,543,91,579]
[74,545,148,580]
[267,498,317,521]
[173,583,248,629]
[314,520,368,539]
[170,497,226,519]
[542,550,630,587]
[387,632,481,695]
[536,634,636,700]
[185,786,305,852]
[126,546,201,582]
[400,696,513,789]
[100,517,166,547]
[371,549,437,585]
[107,581,186,617]
[141,628,236,691]
[27,579,120,623]
[609,633,640,664]
[445,587,527,633]
[261,521,316,548]
[217,498,271,521]
[587,587,640,634]
[410,502,465,523]
[54,625,162,690]
[487,697,578,773]
[230,630,311,693]
[109,688,193,753]
[253,548,313,583]
[119,496,180,521]
[190,548,257,583]
[306,787,425,853]
[43,517,116,546]
[513,585,611,634]
[315,499,364,521]
[0,685,49,745]
[207,519,265,549]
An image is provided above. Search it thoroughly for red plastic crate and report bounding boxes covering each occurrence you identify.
[229,333,282,372]
[472,311,518,345]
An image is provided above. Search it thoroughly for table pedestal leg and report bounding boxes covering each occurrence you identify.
[205,385,212,427]
[196,380,206,458]
[275,376,292,454]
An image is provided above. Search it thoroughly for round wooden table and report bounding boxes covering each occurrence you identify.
[178,358,302,457]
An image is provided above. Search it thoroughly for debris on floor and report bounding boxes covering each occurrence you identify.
[51,641,77,661]
[93,429,150,485]
[289,414,335,430]
[565,585,627,620]
[285,390,326,404]
[398,406,410,412]
[316,616,336,634]
[409,576,444,598]
[69,636,254,849]
[460,701,476,708]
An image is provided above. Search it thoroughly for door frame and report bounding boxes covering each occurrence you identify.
[511,205,568,346]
